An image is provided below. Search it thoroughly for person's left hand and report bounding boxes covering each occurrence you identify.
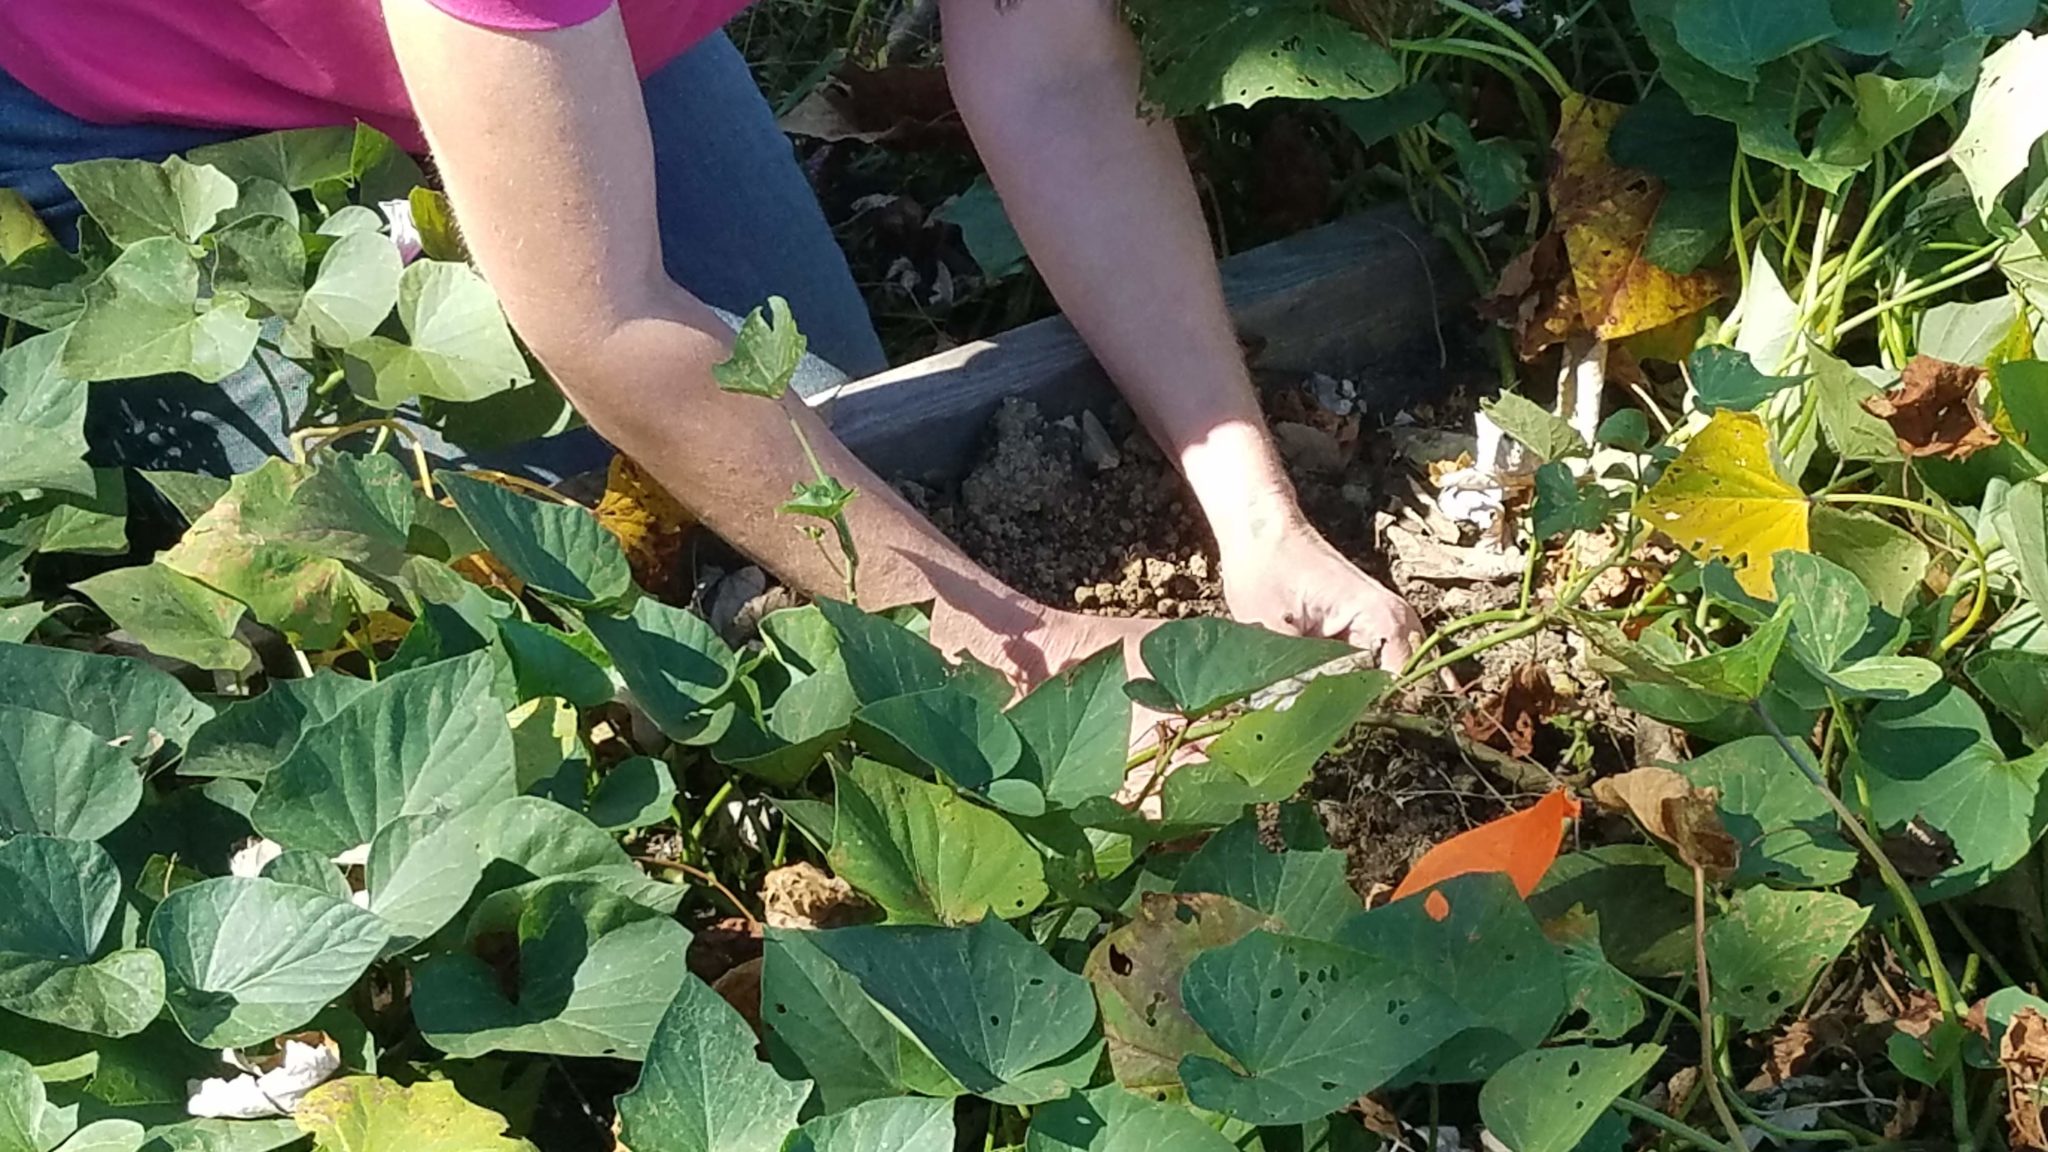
[1218,515,1426,674]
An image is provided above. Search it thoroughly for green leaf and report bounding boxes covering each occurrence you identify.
[1027,1086,1238,1152]
[854,682,1023,794]
[0,1048,75,1152]
[584,597,738,742]
[1952,31,2048,221]
[578,756,673,832]
[2002,477,2048,610]
[1531,846,1696,978]
[1598,409,1653,452]
[0,245,89,331]
[712,658,856,787]
[1334,83,1449,150]
[1704,887,1868,1027]
[1435,114,1529,215]
[1672,0,1838,82]
[1085,891,1273,1094]
[1546,910,1647,1041]
[143,470,231,525]
[809,916,1100,1102]
[74,563,251,672]
[1133,0,1401,115]
[815,599,949,703]
[262,850,349,899]
[150,876,390,1048]
[791,1097,952,1152]
[1829,0,1899,52]
[61,237,259,384]
[165,454,415,649]
[187,128,358,192]
[934,179,1028,281]
[1190,670,1386,812]
[414,878,691,1059]
[294,231,401,349]
[53,1120,145,1152]
[1809,505,1928,615]
[0,704,143,841]
[292,1077,534,1152]
[346,261,529,406]
[1481,392,1588,462]
[1478,1044,1665,1152]
[614,975,810,1152]
[1609,87,1740,187]
[0,837,165,1037]
[0,332,92,499]
[1770,550,1868,672]
[496,618,613,710]
[219,177,300,228]
[713,296,807,399]
[1180,928,1467,1124]
[1177,818,1359,940]
[211,216,305,318]
[439,472,632,607]
[0,467,128,558]
[250,652,516,856]
[780,476,855,522]
[761,930,963,1113]
[827,758,1048,924]
[55,156,238,247]
[180,671,372,783]
[1336,874,1567,1082]
[1674,735,1856,887]
[1966,649,2048,745]
[1139,618,1353,718]
[363,814,485,951]
[0,639,210,752]
[1809,347,1904,463]
[0,189,54,262]
[1644,184,1733,274]
[1856,684,2048,888]
[1532,462,1614,541]
[1690,345,1808,413]
[466,794,643,886]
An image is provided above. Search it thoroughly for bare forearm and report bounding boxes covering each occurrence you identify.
[942,1,1301,551]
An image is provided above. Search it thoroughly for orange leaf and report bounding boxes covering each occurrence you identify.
[1392,788,1581,903]
[1550,95,1724,341]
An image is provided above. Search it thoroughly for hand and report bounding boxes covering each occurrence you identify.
[1218,514,1427,674]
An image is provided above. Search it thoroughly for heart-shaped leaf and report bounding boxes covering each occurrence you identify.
[614,975,812,1152]
[188,128,357,192]
[1138,618,1354,717]
[0,836,165,1037]
[0,332,92,499]
[1672,0,1839,82]
[55,156,238,246]
[1675,736,1856,887]
[815,599,949,703]
[1176,817,1359,940]
[74,562,253,672]
[0,639,210,753]
[1951,31,2048,220]
[414,877,691,1060]
[293,1077,535,1152]
[1026,1085,1239,1152]
[1690,345,1809,413]
[0,1048,76,1152]
[583,757,676,832]
[211,216,306,318]
[827,758,1047,925]
[1704,887,1868,1028]
[761,929,963,1113]
[294,231,401,348]
[61,237,259,384]
[1478,1043,1666,1152]
[0,704,144,841]
[346,260,530,406]
[251,652,516,857]
[1007,645,1131,810]
[1134,0,1401,116]
[1085,891,1273,1093]
[808,916,1099,1103]
[854,683,1023,794]
[363,814,485,952]
[1635,410,1809,597]
[584,597,737,742]
[440,472,632,608]
[791,1097,953,1152]
[149,876,390,1048]
[180,671,373,783]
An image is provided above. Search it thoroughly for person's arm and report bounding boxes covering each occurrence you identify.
[939,0,1425,669]
[379,1,1130,685]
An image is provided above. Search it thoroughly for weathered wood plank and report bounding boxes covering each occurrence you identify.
[813,205,1468,484]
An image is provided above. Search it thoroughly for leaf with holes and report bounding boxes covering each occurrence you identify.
[1176,818,1359,941]
[1026,1086,1239,1152]
[1479,1044,1666,1152]
[1085,892,1274,1094]
[1544,909,1646,1041]
[1635,410,1809,596]
[1676,736,1856,887]
[613,974,811,1152]
[149,876,390,1048]
[0,836,165,1037]
[1131,0,1401,116]
[761,929,963,1113]
[827,758,1047,925]
[809,916,1100,1105]
[1704,888,1867,1028]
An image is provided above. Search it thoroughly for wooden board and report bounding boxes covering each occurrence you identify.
[812,205,1468,484]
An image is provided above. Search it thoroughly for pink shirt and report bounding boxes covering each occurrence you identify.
[0,1,748,152]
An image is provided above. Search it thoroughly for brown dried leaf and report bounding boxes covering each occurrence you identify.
[1744,1017,1846,1091]
[1591,766,1740,877]
[2006,1007,2048,1150]
[1461,664,1559,759]
[595,454,694,593]
[777,64,964,149]
[1861,356,2001,461]
[761,861,874,931]
[1480,232,1584,360]
[1550,96,1725,342]
[713,957,765,1037]
[1879,817,1960,881]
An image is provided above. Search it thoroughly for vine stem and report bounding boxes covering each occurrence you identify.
[1395,612,1550,693]
[291,418,439,500]
[1833,258,2003,339]
[1607,1097,1740,1152]
[1691,863,1749,1148]
[632,854,760,932]
[1429,0,1571,96]
[1819,492,1987,653]
[1748,701,1975,1151]
[1822,150,1953,337]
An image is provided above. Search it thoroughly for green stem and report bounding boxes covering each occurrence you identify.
[1942,903,2020,991]
[1402,607,1529,676]
[690,779,736,847]
[1833,258,2002,340]
[1824,151,1953,336]
[1395,612,1550,693]
[1819,492,1987,653]
[1428,0,1571,95]
[1607,1097,1741,1152]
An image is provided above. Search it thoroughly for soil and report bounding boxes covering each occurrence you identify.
[903,372,1644,894]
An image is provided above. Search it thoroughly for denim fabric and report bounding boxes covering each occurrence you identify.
[0,31,884,483]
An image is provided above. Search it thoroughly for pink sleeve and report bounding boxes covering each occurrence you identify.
[423,0,614,31]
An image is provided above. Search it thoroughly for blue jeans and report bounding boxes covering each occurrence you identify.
[0,33,886,482]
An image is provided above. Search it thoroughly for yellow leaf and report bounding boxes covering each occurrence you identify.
[1635,411,1809,596]
[595,454,694,593]
[0,189,55,264]
[1551,95,1724,341]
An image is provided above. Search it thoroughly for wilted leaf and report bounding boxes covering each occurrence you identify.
[1592,766,1742,876]
[294,1077,535,1152]
[2001,1007,2048,1151]
[1085,892,1273,1093]
[1550,95,1724,341]
[1861,356,2000,460]
[594,454,694,593]
[1635,410,1809,596]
